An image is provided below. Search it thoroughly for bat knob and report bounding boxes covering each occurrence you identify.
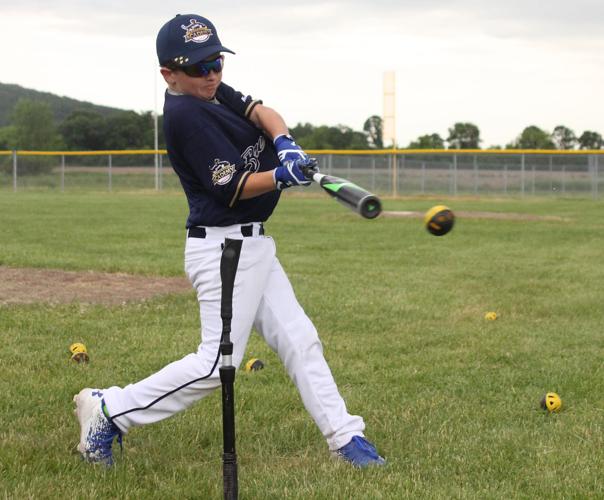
[300,158,319,179]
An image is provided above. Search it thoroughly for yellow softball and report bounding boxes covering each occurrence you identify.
[540,392,562,412]
[484,311,498,321]
[69,343,89,363]
[245,358,264,372]
[424,205,455,236]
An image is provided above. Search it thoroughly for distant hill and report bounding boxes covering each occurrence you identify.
[0,82,125,127]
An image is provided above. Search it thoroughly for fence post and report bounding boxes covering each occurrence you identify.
[561,166,566,194]
[347,156,351,181]
[588,155,593,198]
[448,155,457,195]
[12,150,17,192]
[108,154,112,192]
[421,161,425,194]
[159,153,164,191]
[549,155,553,193]
[595,155,599,198]
[400,155,405,195]
[154,150,159,191]
[371,156,375,192]
[453,154,458,196]
[61,154,65,192]
[328,154,333,176]
[504,164,508,195]
[391,153,398,197]
[473,155,478,194]
[590,154,598,199]
[521,154,525,196]
[531,165,536,195]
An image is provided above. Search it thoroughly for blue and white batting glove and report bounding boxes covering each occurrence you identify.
[273,158,315,190]
[274,134,309,163]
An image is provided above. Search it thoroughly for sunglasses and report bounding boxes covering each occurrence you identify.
[180,55,224,78]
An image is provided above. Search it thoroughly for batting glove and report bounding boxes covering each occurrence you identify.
[274,134,309,163]
[273,158,317,190]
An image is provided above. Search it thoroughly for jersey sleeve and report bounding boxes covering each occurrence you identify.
[216,82,262,119]
[180,124,252,208]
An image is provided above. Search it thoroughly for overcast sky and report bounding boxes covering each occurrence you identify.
[0,0,602,147]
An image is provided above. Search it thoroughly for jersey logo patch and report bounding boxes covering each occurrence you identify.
[210,159,236,186]
[181,19,213,44]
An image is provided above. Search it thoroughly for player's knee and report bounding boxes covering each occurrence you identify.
[282,316,323,359]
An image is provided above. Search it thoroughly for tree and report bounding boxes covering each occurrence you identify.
[60,110,107,150]
[104,111,152,149]
[289,123,369,149]
[332,124,368,149]
[408,133,445,149]
[363,115,383,149]
[59,109,160,151]
[551,125,577,150]
[8,99,63,174]
[0,126,17,173]
[446,122,481,149]
[290,122,314,140]
[11,98,62,149]
[0,125,17,149]
[578,130,603,149]
[508,126,554,149]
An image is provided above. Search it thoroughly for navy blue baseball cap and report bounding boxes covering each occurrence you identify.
[156,14,235,67]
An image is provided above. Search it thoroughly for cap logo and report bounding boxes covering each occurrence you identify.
[181,19,213,44]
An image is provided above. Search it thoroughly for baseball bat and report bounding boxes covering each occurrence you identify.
[309,171,382,219]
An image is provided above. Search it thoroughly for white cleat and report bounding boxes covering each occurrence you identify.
[73,388,121,466]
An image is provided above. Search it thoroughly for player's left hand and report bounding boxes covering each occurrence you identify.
[274,134,309,163]
[273,158,316,190]
[299,157,319,179]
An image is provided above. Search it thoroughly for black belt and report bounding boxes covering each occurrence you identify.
[188,224,264,239]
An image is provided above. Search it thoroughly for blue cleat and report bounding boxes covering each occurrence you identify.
[73,388,122,466]
[335,436,386,468]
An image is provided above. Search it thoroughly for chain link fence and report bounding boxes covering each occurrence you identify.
[1,150,602,197]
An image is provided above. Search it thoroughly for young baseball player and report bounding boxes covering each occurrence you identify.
[74,13,385,469]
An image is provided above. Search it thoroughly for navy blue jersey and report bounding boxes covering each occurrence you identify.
[163,82,281,228]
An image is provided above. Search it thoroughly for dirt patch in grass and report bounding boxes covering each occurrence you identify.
[0,267,192,306]
[382,210,568,221]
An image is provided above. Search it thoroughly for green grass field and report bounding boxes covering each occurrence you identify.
[1,192,603,499]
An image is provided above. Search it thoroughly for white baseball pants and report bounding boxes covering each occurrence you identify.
[103,223,365,451]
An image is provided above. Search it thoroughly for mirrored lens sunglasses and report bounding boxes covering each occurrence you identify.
[181,55,224,78]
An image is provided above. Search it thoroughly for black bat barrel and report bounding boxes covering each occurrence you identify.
[316,173,382,219]
[357,194,382,219]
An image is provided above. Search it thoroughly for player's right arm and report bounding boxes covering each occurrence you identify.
[218,83,309,164]
[250,104,309,164]
[240,158,317,199]
[239,170,279,199]
[195,84,315,199]
[248,104,288,140]
[241,103,314,197]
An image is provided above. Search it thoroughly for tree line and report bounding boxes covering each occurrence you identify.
[411,122,604,150]
[0,98,602,152]
[0,99,159,152]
